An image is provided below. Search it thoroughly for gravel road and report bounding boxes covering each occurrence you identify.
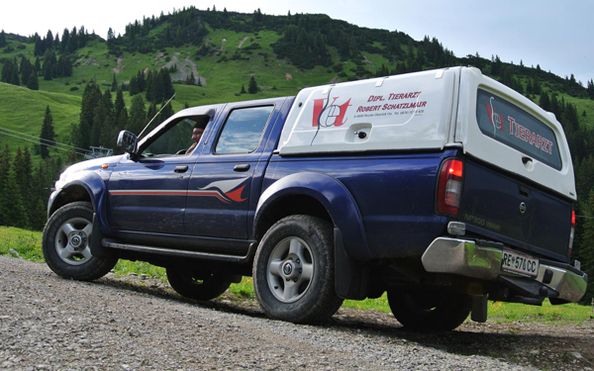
[0,256,592,370]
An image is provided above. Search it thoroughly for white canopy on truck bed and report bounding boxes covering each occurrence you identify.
[278,69,456,154]
[278,67,575,200]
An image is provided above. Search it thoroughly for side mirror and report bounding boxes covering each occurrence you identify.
[117,130,138,154]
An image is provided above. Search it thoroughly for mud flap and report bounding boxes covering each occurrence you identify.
[471,295,488,322]
[334,228,368,300]
[89,213,114,258]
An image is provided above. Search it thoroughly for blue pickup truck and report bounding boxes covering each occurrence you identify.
[42,67,587,331]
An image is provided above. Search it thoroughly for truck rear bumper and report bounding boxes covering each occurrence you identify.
[421,237,588,303]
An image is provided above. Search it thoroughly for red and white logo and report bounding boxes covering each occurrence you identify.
[486,96,502,134]
[312,96,351,127]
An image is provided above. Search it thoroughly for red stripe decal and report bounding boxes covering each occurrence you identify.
[109,190,187,196]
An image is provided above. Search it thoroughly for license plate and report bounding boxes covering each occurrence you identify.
[501,249,539,277]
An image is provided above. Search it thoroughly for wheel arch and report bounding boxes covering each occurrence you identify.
[49,182,93,216]
[48,171,111,233]
[254,172,370,261]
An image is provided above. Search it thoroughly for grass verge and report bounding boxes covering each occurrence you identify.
[1,226,592,323]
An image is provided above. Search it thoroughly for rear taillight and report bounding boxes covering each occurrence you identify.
[437,159,464,217]
[568,208,576,257]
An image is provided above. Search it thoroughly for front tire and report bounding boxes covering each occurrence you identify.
[166,267,233,301]
[253,215,343,324]
[42,202,117,281]
[387,288,471,331]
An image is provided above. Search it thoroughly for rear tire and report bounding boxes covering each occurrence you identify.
[253,215,343,324]
[42,202,117,281]
[166,267,233,301]
[387,288,471,331]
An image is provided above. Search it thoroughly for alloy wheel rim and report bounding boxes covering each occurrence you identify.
[266,236,315,303]
[54,217,93,266]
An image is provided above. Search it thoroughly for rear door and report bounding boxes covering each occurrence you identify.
[454,68,575,262]
[184,99,286,239]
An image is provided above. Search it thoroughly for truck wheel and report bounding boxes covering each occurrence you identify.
[42,202,117,281]
[253,215,343,324]
[387,289,471,331]
[166,267,233,301]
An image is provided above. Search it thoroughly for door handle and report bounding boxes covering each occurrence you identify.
[174,165,189,173]
[233,164,251,172]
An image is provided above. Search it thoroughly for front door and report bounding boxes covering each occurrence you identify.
[107,115,209,234]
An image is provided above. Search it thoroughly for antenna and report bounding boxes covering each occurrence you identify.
[137,93,176,139]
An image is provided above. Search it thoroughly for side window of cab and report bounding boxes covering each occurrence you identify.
[215,106,274,154]
[141,115,210,157]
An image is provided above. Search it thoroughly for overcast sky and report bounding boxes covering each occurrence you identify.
[2,0,592,85]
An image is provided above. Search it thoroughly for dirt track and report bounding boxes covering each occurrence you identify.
[0,256,592,370]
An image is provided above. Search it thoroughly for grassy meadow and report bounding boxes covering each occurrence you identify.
[1,225,591,324]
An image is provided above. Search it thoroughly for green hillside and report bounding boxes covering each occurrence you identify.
[0,82,80,152]
[1,9,593,152]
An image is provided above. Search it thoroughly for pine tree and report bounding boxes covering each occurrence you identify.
[19,57,39,89]
[157,101,174,125]
[129,70,147,95]
[587,79,594,99]
[30,161,51,229]
[111,73,118,91]
[248,75,258,94]
[129,94,147,134]
[42,49,57,80]
[145,70,155,102]
[158,69,175,101]
[0,30,6,47]
[16,147,33,200]
[107,27,117,55]
[146,103,157,125]
[539,92,551,111]
[44,30,54,51]
[77,81,103,148]
[19,57,33,86]
[579,189,594,302]
[33,33,43,56]
[40,106,56,159]
[95,90,115,147]
[1,58,20,85]
[13,147,34,226]
[60,28,70,52]
[114,88,125,117]
[114,87,128,138]
[67,26,79,52]
[56,55,72,77]
[2,165,29,228]
[0,146,10,225]
[0,149,29,228]
[26,69,39,90]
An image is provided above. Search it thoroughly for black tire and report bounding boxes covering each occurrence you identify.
[42,201,117,281]
[166,267,233,301]
[387,288,471,332]
[253,215,343,324]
